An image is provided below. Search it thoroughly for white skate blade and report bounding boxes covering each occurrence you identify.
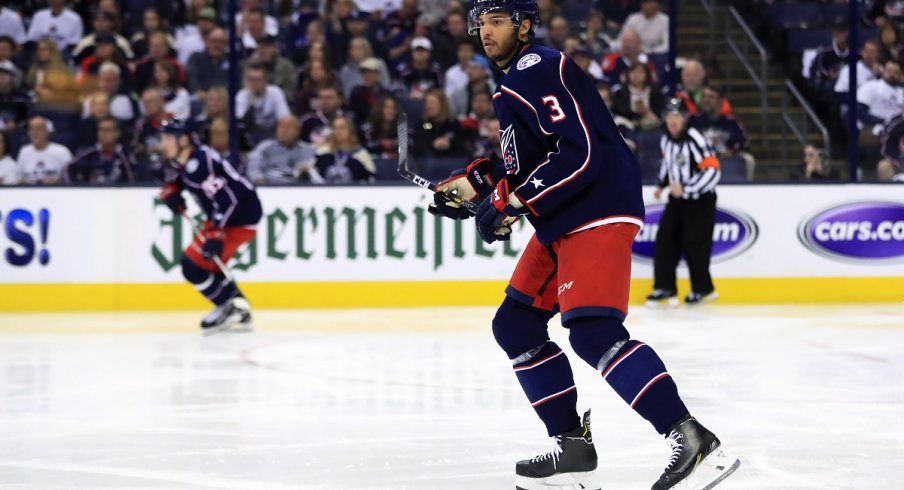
[515,471,603,490]
[671,448,740,490]
[645,297,679,309]
[201,317,254,336]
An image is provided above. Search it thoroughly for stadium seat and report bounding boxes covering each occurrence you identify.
[772,3,824,30]
[719,156,748,183]
[373,158,405,182]
[787,29,832,54]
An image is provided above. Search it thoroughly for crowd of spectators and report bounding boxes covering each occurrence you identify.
[0,0,755,186]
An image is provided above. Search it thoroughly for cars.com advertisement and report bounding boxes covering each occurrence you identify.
[1,208,51,268]
[798,202,904,263]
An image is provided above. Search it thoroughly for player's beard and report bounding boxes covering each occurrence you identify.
[486,32,520,66]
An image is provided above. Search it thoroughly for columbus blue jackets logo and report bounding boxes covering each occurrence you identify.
[517,53,541,70]
[500,124,520,174]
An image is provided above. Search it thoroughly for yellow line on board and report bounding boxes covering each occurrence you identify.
[0,277,902,312]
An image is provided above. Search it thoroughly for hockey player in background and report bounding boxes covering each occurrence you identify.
[157,118,262,334]
[427,1,739,488]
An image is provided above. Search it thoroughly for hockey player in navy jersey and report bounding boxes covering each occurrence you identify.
[157,118,263,335]
[427,1,738,488]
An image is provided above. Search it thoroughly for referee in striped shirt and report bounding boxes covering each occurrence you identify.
[646,98,721,307]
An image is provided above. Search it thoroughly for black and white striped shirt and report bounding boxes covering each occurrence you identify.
[658,127,721,199]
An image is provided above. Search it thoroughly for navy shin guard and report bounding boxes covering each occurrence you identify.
[494,297,580,436]
[568,317,688,435]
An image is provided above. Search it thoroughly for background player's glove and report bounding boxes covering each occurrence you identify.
[202,228,225,259]
[159,183,186,214]
[428,158,494,220]
[475,179,528,244]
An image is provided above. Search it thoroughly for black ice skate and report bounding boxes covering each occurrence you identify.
[201,297,253,336]
[646,289,679,308]
[515,410,600,490]
[651,415,739,490]
[684,291,719,307]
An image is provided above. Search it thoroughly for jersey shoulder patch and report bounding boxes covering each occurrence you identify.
[517,53,542,70]
[186,158,200,174]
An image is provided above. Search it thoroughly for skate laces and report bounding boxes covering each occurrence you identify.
[531,435,564,465]
[664,431,684,471]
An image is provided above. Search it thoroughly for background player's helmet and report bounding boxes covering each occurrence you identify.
[160,117,191,136]
[468,0,540,38]
[663,97,690,117]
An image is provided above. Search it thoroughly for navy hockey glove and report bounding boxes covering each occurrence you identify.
[159,183,186,214]
[475,179,528,244]
[428,158,495,220]
[202,228,225,259]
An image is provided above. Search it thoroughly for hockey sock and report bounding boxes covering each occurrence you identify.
[568,317,688,435]
[513,341,580,436]
[182,256,239,306]
[494,297,579,436]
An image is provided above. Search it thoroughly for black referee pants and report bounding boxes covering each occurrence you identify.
[652,192,717,294]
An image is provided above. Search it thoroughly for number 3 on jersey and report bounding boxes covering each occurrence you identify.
[541,95,567,123]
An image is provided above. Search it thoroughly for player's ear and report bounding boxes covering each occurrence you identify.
[519,18,531,42]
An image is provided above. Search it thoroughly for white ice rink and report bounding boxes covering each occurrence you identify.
[0,304,902,490]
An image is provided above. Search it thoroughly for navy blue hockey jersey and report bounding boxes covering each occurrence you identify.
[490,44,645,245]
[168,145,262,229]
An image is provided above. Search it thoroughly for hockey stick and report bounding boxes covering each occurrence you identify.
[396,112,480,215]
[180,212,236,284]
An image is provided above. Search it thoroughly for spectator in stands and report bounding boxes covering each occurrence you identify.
[174,6,219,65]
[129,7,174,60]
[449,56,494,118]
[0,4,26,46]
[396,37,443,100]
[25,39,79,114]
[340,37,391,98]
[857,59,904,160]
[472,116,501,160]
[835,39,882,94]
[300,85,346,146]
[133,31,185,95]
[0,130,18,184]
[811,16,850,92]
[412,88,462,158]
[602,28,654,89]
[571,45,604,81]
[247,115,317,184]
[27,0,84,53]
[88,62,136,123]
[690,86,756,180]
[598,0,642,31]
[382,0,421,68]
[17,116,73,185]
[363,94,401,159]
[239,5,278,53]
[433,11,477,70]
[581,11,615,58]
[676,59,732,115]
[150,60,190,120]
[877,19,902,64]
[236,62,291,146]
[790,144,839,180]
[618,0,669,55]
[444,40,478,100]
[533,0,560,40]
[878,114,904,181]
[66,116,138,184]
[325,3,362,67]
[545,15,571,51]
[0,36,22,82]
[312,114,376,183]
[248,34,296,105]
[186,27,229,96]
[131,88,170,171]
[77,33,131,89]
[193,86,249,153]
[72,10,133,63]
[460,91,496,130]
[294,19,329,66]
[612,63,663,131]
[0,60,29,131]
[295,59,339,116]
[337,10,383,66]
[598,82,637,150]
[349,57,390,125]
[206,117,237,164]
